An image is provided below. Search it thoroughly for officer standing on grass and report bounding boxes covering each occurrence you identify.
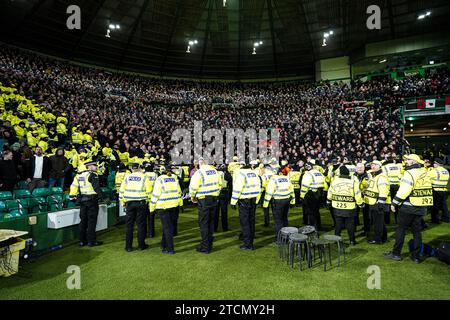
[230,162,261,251]
[150,165,183,254]
[300,162,325,230]
[69,160,104,247]
[327,166,363,245]
[143,162,158,238]
[189,158,221,254]
[385,154,433,263]
[263,165,295,240]
[119,162,153,252]
[429,158,449,223]
[215,164,231,232]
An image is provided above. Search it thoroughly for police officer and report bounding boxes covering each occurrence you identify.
[170,164,183,236]
[429,158,449,223]
[365,160,390,244]
[231,163,261,250]
[354,162,371,236]
[119,162,153,252]
[287,165,302,208]
[300,162,325,230]
[69,160,104,247]
[215,164,231,232]
[382,157,403,224]
[150,165,183,254]
[189,158,221,254]
[143,162,158,237]
[261,164,276,227]
[263,165,295,240]
[385,154,433,263]
[327,166,363,245]
[324,158,341,227]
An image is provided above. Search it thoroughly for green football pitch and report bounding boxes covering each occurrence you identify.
[1,203,450,300]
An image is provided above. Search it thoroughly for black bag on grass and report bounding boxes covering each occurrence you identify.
[437,242,450,265]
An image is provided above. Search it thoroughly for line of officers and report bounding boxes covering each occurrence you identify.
[71,153,448,262]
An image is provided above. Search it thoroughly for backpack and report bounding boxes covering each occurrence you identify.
[408,239,438,257]
[437,242,450,265]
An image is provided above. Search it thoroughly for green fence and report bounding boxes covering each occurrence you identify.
[0,202,119,252]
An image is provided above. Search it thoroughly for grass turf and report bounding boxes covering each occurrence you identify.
[1,203,450,300]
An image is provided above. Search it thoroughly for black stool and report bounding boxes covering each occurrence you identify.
[288,233,311,271]
[311,238,333,271]
[277,227,298,261]
[323,235,345,268]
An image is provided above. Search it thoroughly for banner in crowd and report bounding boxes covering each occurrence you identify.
[406,96,449,111]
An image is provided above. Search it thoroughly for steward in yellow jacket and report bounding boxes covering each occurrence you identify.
[365,160,390,244]
[386,154,433,262]
[327,166,363,245]
[300,163,325,229]
[428,158,449,223]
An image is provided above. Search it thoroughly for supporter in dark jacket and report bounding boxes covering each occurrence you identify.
[49,148,69,188]
[0,150,19,191]
[26,146,51,192]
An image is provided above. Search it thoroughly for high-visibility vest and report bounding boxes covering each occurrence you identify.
[345,164,356,175]
[181,166,190,183]
[382,163,403,186]
[262,173,274,190]
[72,131,83,144]
[364,171,391,205]
[118,151,129,165]
[219,171,228,189]
[300,169,325,199]
[263,175,294,207]
[230,169,261,205]
[227,162,240,175]
[150,174,183,212]
[14,126,26,139]
[56,123,67,135]
[38,140,48,153]
[429,167,449,192]
[189,165,221,199]
[327,176,363,210]
[288,170,301,189]
[69,171,97,196]
[119,171,152,203]
[393,166,433,207]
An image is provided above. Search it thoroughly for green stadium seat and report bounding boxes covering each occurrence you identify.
[63,194,77,208]
[32,187,51,198]
[14,189,31,199]
[0,201,7,213]
[0,191,13,201]
[6,199,29,215]
[47,194,64,212]
[101,187,112,200]
[14,181,29,190]
[29,197,48,213]
[50,187,64,195]
[3,211,23,221]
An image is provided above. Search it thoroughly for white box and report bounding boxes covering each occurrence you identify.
[47,204,108,231]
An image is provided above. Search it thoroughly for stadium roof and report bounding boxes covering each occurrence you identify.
[1,0,450,80]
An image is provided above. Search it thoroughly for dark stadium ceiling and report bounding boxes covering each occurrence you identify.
[1,0,450,80]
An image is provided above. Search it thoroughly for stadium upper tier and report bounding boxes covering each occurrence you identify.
[1,45,449,163]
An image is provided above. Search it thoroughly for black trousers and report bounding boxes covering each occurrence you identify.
[393,206,425,258]
[214,190,229,232]
[294,189,301,207]
[125,201,147,249]
[198,196,218,251]
[261,190,270,226]
[303,191,321,229]
[79,199,99,244]
[172,206,180,236]
[147,208,156,237]
[158,208,176,252]
[369,204,387,243]
[335,210,356,242]
[272,198,290,239]
[238,198,257,248]
[388,185,399,224]
[355,204,370,234]
[431,191,449,223]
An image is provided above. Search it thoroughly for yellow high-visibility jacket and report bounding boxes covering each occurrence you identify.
[263,175,295,207]
[115,171,129,191]
[287,170,301,189]
[189,165,221,199]
[14,125,26,139]
[364,171,391,205]
[69,171,97,196]
[227,162,240,175]
[150,174,183,212]
[327,175,363,210]
[56,123,67,135]
[428,166,449,192]
[118,151,129,165]
[119,171,153,204]
[392,166,433,207]
[71,131,83,144]
[300,169,325,199]
[181,166,190,183]
[230,168,261,205]
[382,163,403,186]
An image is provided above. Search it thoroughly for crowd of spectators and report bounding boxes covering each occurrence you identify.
[1,44,450,171]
